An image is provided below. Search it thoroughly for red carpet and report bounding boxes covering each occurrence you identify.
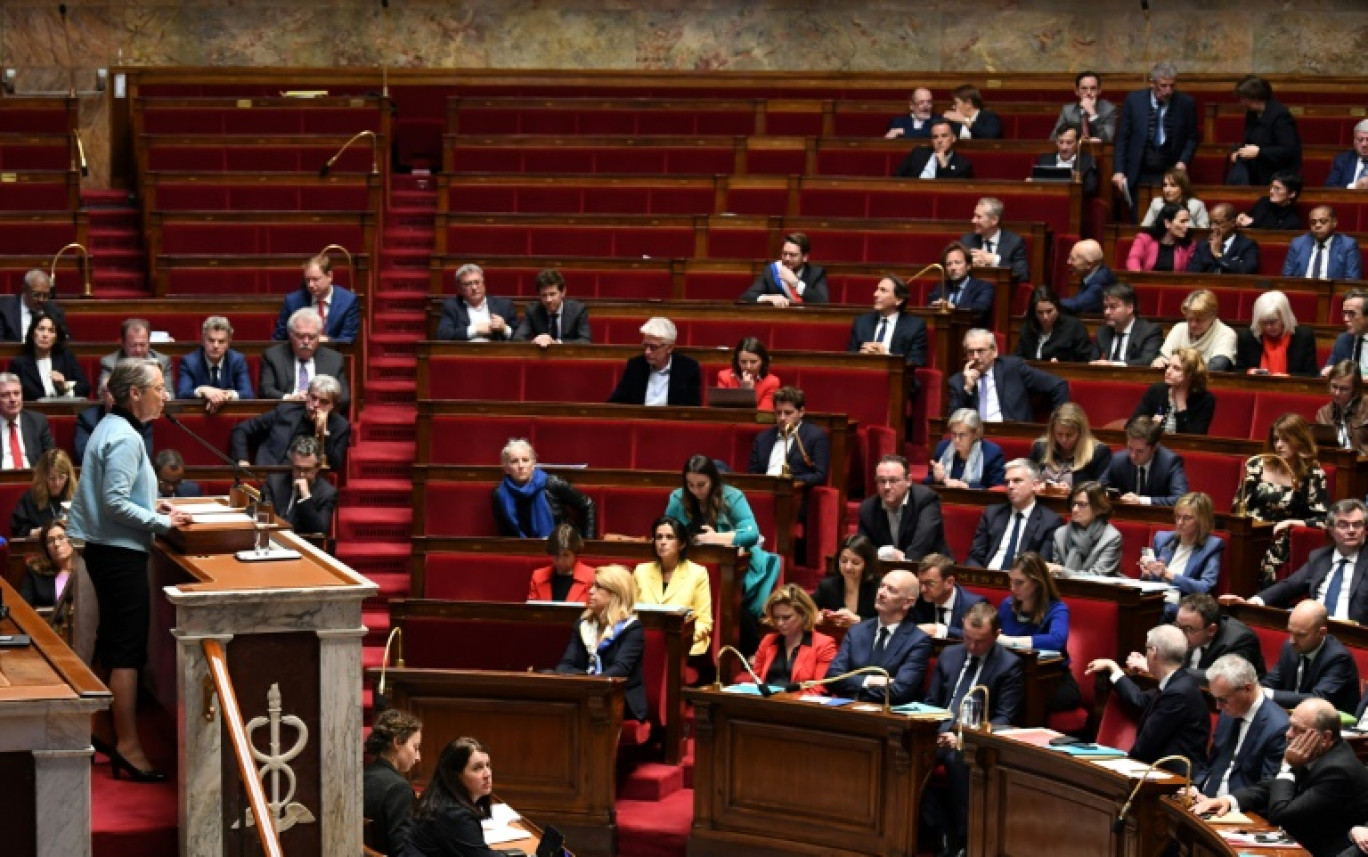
[617,789,694,857]
[92,702,179,857]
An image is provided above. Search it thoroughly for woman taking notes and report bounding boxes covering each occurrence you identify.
[399,737,499,857]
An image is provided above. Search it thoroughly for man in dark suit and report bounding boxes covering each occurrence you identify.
[960,197,1030,283]
[262,435,337,535]
[1282,206,1363,280]
[1111,60,1200,208]
[1258,601,1360,713]
[1090,283,1164,367]
[176,315,255,412]
[1188,203,1261,275]
[1087,623,1210,766]
[1192,698,1368,857]
[1320,288,1368,376]
[824,569,932,706]
[966,459,1063,568]
[747,386,829,490]
[946,329,1069,422]
[436,263,518,341]
[1194,654,1287,798]
[607,317,701,407]
[1059,239,1115,315]
[857,455,951,562]
[740,232,829,305]
[0,269,69,343]
[0,373,53,469]
[847,276,927,368]
[885,87,936,140]
[273,254,360,344]
[911,554,987,640]
[927,242,995,330]
[512,268,592,345]
[98,318,175,393]
[1177,594,1266,682]
[1051,71,1118,144]
[259,308,350,409]
[1033,124,1097,196]
[893,118,973,180]
[1230,499,1368,624]
[154,449,201,499]
[921,601,1024,857]
[230,374,351,475]
[1107,416,1189,507]
[943,84,1002,140]
[1323,119,1368,189]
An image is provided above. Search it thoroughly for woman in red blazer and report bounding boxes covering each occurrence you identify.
[746,584,837,690]
[715,337,781,411]
[527,524,596,602]
[1126,202,1197,273]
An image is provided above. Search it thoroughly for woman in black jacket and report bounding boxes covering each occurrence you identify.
[8,310,89,401]
[555,563,647,721]
[1029,402,1112,492]
[1131,347,1216,434]
[1234,290,1319,377]
[491,438,596,539]
[1237,172,1303,231]
[399,737,499,857]
[1015,286,1093,364]
[1228,75,1301,187]
[363,709,422,856]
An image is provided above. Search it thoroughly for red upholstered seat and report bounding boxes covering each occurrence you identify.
[1208,390,1257,439]
[423,555,536,601]
[1286,525,1328,577]
[421,483,500,536]
[1111,520,1156,578]
[1180,452,1246,513]
[1094,679,1140,752]
[941,504,984,564]
[1247,621,1286,677]
[1250,392,1326,437]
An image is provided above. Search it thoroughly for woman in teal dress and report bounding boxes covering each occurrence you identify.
[664,454,781,655]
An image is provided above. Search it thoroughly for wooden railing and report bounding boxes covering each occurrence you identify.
[202,639,285,857]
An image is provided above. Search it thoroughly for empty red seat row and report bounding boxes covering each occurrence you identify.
[147,184,373,212]
[0,144,71,171]
[449,144,741,175]
[155,221,368,255]
[144,145,376,173]
[0,181,75,212]
[0,221,79,255]
[139,108,381,136]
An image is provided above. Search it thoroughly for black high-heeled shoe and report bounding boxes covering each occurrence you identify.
[90,736,116,758]
[108,749,168,783]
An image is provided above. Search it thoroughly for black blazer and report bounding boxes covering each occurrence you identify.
[1104,444,1188,506]
[813,576,878,621]
[847,312,928,367]
[363,760,416,856]
[960,229,1030,283]
[1113,669,1211,766]
[263,472,337,534]
[8,349,89,400]
[1243,197,1301,231]
[1187,232,1262,274]
[0,410,55,469]
[946,356,1070,423]
[927,641,1024,729]
[856,484,953,562]
[557,619,647,722]
[1234,326,1319,377]
[607,353,702,407]
[927,277,995,329]
[1195,697,1288,798]
[909,585,988,640]
[10,488,61,538]
[1230,738,1368,857]
[1092,318,1164,366]
[1236,99,1302,186]
[435,295,519,341]
[1015,313,1093,363]
[747,421,830,488]
[950,109,1003,140]
[1131,383,1216,435]
[1113,88,1200,191]
[1186,615,1267,682]
[512,298,592,343]
[1257,545,1368,625]
[894,147,973,179]
[1260,635,1360,713]
[228,403,351,475]
[1061,264,1117,315]
[1028,438,1112,485]
[740,263,829,304]
[966,503,1063,568]
[825,618,932,705]
[1034,151,1098,195]
[0,297,68,342]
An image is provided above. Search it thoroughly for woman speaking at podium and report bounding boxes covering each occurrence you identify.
[69,359,192,783]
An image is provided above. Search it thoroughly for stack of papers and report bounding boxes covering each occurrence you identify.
[176,502,253,524]
[482,803,530,845]
[1091,758,1174,777]
[1049,743,1126,758]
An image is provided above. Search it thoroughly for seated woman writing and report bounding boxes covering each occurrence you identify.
[1317,360,1368,455]
[528,523,596,602]
[11,448,76,538]
[555,564,647,722]
[747,584,837,690]
[1029,402,1111,493]
[491,438,596,539]
[1152,289,1237,372]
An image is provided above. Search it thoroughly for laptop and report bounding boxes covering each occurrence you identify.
[1030,165,1074,182]
[707,387,756,409]
[535,826,566,857]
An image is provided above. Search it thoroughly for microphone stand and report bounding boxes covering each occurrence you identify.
[50,242,92,299]
[1113,753,1191,834]
[319,130,379,176]
[374,626,405,711]
[800,665,893,713]
[955,684,992,752]
[906,263,948,315]
[162,410,263,510]
[715,645,772,696]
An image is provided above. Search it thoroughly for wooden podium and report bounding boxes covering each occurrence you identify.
[685,687,945,857]
[0,577,110,857]
[148,499,377,857]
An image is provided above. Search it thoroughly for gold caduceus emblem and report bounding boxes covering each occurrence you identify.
[233,682,316,833]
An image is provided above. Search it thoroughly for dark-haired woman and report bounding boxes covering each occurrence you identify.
[1237,172,1303,231]
[1126,202,1196,273]
[399,737,498,857]
[716,337,780,411]
[1015,286,1092,363]
[633,516,714,683]
[363,708,422,856]
[814,533,879,626]
[9,310,88,400]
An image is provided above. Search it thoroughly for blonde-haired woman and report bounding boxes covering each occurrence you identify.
[1140,492,1225,620]
[1029,402,1112,492]
[1234,290,1318,377]
[11,447,76,537]
[1240,414,1329,585]
[555,564,647,722]
[1132,347,1216,434]
[747,584,837,689]
[1153,289,1237,372]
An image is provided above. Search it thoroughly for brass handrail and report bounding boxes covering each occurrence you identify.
[202,639,285,857]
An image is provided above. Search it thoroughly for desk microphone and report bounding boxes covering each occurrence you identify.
[1112,753,1191,833]
[162,407,261,488]
[799,666,893,713]
[715,645,771,696]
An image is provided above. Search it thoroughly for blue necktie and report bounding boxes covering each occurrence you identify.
[874,318,887,346]
[1000,512,1024,568]
[1324,558,1349,618]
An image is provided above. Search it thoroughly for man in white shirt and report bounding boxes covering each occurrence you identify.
[960,197,1030,283]
[1193,654,1287,798]
[1320,289,1368,377]
[740,232,829,306]
[436,263,519,342]
[1324,119,1368,190]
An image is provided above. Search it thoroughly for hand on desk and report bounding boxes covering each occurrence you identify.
[1189,795,1232,818]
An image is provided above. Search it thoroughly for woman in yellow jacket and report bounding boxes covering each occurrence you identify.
[633,516,715,683]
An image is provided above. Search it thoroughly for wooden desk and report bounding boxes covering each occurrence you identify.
[964,727,1187,857]
[1160,795,1310,857]
[685,687,945,857]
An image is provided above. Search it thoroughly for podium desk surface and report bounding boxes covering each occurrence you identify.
[1160,795,1310,857]
[0,577,108,705]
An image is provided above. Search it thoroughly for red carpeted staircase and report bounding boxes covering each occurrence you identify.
[82,189,150,298]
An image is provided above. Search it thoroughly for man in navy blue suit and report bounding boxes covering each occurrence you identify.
[1282,206,1363,280]
[946,329,1069,423]
[436,263,518,341]
[154,449,201,499]
[1059,239,1115,315]
[1111,60,1199,211]
[966,459,1063,569]
[884,87,936,140]
[1258,601,1360,713]
[747,386,829,490]
[911,554,987,640]
[960,197,1029,284]
[893,119,974,180]
[1188,203,1261,275]
[927,243,995,329]
[1107,416,1188,506]
[740,232,829,306]
[1087,624,1210,766]
[1195,654,1287,798]
[1319,289,1368,376]
[273,254,360,344]
[921,601,1024,857]
[823,569,931,706]
[0,269,69,343]
[1323,119,1368,189]
[847,276,927,368]
[176,315,254,413]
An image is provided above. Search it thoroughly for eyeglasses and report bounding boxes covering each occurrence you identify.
[45,534,68,546]
[1070,499,1090,508]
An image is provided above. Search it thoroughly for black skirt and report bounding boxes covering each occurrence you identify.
[82,541,151,670]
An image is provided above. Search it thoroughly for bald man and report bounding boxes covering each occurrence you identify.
[1259,600,1360,713]
[1059,239,1117,315]
[1187,203,1261,275]
[823,569,932,706]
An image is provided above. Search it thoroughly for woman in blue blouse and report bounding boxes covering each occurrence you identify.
[665,454,781,654]
[1140,491,1225,621]
[925,408,1006,490]
[998,551,1081,711]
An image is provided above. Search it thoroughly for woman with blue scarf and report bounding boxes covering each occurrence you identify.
[555,564,646,722]
[491,439,596,539]
[664,454,781,654]
[925,408,1006,489]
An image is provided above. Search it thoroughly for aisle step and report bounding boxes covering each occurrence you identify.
[351,439,417,478]
[367,355,418,382]
[370,334,418,358]
[384,246,431,268]
[338,507,412,541]
[88,228,140,252]
[334,543,411,580]
[341,477,412,506]
[371,292,429,314]
[388,209,436,230]
[373,311,426,335]
[619,762,684,802]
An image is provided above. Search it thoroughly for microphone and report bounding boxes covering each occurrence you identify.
[318,130,378,176]
[799,666,893,713]
[715,645,771,696]
[1112,754,1191,834]
[162,408,262,492]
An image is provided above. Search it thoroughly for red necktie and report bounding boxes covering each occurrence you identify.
[9,420,21,469]
[317,299,327,328]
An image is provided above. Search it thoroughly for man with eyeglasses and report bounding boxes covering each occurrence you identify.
[1282,205,1362,280]
[259,307,350,409]
[0,269,69,343]
[857,454,951,562]
[1187,203,1261,275]
[262,435,336,535]
[1176,593,1265,683]
[1321,289,1368,377]
[607,317,701,407]
[230,374,351,475]
[946,329,1069,423]
[436,263,517,342]
[1223,499,1368,624]
[1192,654,1287,799]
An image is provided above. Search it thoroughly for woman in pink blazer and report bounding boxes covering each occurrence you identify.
[745,584,837,690]
[1126,201,1197,273]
